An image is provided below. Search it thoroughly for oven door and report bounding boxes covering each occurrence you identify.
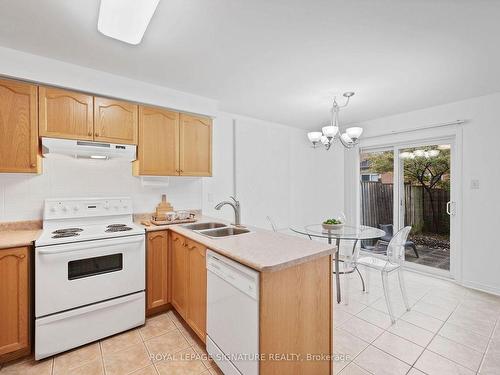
[35,235,145,317]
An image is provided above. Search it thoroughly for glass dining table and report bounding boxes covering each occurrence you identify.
[289,224,386,303]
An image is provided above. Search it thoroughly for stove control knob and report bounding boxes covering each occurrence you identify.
[73,206,79,212]
[103,202,110,210]
[50,206,57,213]
[62,205,68,212]
[123,204,128,209]
[114,205,119,210]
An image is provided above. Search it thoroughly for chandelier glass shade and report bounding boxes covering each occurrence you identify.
[307,92,363,150]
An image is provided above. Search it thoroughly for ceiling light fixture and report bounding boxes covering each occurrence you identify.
[98,0,160,45]
[307,92,363,150]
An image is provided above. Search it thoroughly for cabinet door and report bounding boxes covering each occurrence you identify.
[0,78,39,173]
[39,86,93,140]
[94,97,138,145]
[179,114,212,176]
[186,239,207,343]
[146,231,169,316]
[0,247,29,359]
[170,233,188,319]
[136,106,179,176]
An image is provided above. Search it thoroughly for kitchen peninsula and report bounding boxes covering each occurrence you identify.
[143,216,335,375]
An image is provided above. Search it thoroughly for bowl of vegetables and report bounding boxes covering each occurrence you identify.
[322,218,344,231]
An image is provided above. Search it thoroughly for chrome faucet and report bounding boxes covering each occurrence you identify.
[215,196,241,226]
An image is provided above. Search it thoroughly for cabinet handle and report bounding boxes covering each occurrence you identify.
[188,244,196,250]
[95,132,99,137]
[88,131,92,136]
[183,242,188,247]
[173,237,180,242]
[30,163,36,168]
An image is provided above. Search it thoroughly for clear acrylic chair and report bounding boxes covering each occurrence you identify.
[348,226,412,323]
[266,216,278,232]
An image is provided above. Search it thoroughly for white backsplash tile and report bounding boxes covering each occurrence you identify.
[0,157,203,222]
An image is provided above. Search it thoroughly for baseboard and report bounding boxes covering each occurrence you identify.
[402,266,500,297]
[461,280,500,297]
[402,265,453,282]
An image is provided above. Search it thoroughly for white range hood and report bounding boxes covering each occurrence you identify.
[41,137,137,161]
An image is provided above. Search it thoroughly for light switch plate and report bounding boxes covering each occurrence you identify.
[471,179,480,189]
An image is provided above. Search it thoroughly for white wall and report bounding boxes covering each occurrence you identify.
[203,113,345,230]
[351,92,500,295]
[289,127,345,228]
[0,46,217,116]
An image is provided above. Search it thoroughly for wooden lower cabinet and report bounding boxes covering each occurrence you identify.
[171,232,188,318]
[259,255,332,374]
[146,231,170,316]
[0,247,30,363]
[185,238,207,343]
[170,233,207,343]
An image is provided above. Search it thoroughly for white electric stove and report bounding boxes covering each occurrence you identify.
[35,197,146,360]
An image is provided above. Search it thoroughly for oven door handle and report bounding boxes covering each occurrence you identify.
[37,235,144,255]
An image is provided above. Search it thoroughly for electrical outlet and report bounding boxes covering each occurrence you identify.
[471,179,480,189]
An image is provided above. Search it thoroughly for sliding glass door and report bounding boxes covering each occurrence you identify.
[359,149,395,249]
[360,139,457,277]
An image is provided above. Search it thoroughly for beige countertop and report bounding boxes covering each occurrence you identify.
[0,229,41,250]
[138,216,336,272]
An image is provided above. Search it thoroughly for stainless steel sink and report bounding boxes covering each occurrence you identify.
[201,227,251,238]
[183,222,227,231]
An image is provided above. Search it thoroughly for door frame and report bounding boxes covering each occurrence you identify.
[353,124,463,282]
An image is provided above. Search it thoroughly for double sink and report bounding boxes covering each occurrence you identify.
[183,222,250,238]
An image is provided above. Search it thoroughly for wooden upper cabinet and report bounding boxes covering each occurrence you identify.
[0,78,40,173]
[170,233,188,319]
[179,114,212,176]
[0,247,30,361]
[39,87,93,140]
[94,97,138,144]
[135,106,179,176]
[186,239,207,343]
[146,231,169,316]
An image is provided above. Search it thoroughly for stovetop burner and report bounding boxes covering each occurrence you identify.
[52,232,80,239]
[52,228,84,234]
[105,226,133,233]
[106,224,127,228]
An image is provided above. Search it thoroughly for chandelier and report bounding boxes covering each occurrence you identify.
[307,92,363,150]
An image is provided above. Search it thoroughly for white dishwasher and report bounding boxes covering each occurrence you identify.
[206,250,259,375]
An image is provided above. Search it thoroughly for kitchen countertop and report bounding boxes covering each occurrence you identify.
[0,229,41,250]
[137,216,336,272]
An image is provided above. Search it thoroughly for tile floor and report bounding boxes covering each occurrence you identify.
[334,267,500,375]
[0,310,223,375]
[1,268,499,375]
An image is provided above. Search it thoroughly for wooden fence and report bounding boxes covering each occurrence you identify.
[360,181,450,234]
